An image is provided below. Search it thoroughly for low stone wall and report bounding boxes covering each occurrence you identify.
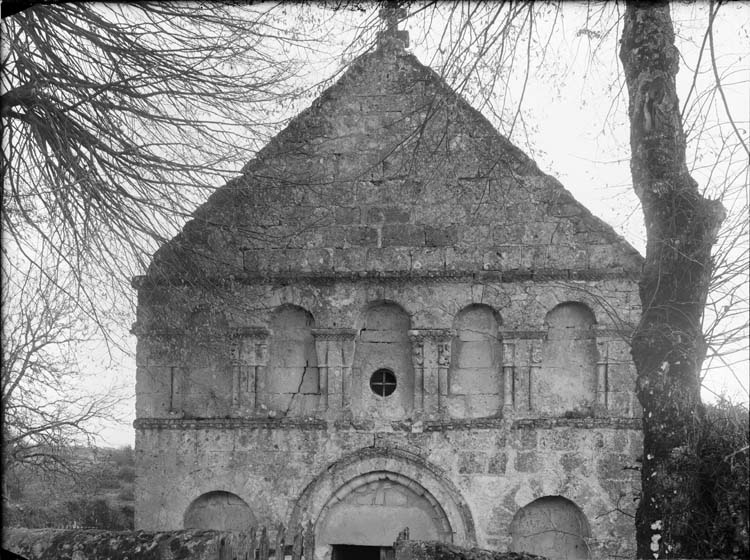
[394,538,544,560]
[4,527,547,560]
[3,528,232,560]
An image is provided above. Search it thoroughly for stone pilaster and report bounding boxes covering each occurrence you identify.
[528,339,543,413]
[229,336,241,412]
[502,340,516,417]
[168,365,184,414]
[230,327,269,416]
[312,328,357,417]
[313,334,329,414]
[134,327,185,417]
[436,332,452,415]
[408,333,425,415]
[408,329,451,418]
[594,326,611,416]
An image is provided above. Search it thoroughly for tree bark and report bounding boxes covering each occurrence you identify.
[619,2,725,558]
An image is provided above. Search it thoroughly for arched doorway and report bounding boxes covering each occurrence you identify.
[318,472,451,560]
[290,447,476,558]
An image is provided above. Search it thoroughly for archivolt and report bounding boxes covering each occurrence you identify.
[289,446,476,546]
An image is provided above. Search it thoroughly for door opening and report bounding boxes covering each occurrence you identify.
[331,545,394,560]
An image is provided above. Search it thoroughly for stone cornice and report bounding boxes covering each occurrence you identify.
[132,268,639,290]
[498,328,633,340]
[130,326,184,338]
[132,326,632,340]
[134,417,327,431]
[134,416,641,432]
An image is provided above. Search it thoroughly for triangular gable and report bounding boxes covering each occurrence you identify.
[149,41,642,281]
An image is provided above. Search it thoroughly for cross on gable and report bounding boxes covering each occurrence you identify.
[377,2,409,49]
[379,2,407,33]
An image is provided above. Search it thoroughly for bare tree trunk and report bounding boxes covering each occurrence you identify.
[619,2,726,557]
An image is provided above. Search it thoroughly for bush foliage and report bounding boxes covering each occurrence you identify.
[689,400,749,558]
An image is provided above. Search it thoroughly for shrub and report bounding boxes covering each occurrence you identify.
[65,497,133,530]
[117,485,135,502]
[117,465,135,483]
[689,400,749,558]
[109,446,134,468]
[3,502,69,528]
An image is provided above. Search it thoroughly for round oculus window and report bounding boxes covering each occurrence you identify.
[369,368,397,397]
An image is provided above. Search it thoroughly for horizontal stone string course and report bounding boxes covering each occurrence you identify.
[132,416,641,431]
[131,268,639,289]
[132,326,633,340]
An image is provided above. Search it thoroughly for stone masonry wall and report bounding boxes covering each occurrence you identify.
[134,420,641,559]
[134,38,644,560]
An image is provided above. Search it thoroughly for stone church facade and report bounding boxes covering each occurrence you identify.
[133,31,643,560]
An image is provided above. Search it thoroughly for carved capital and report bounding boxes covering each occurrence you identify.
[255,341,269,364]
[229,338,241,364]
[411,340,424,367]
[530,340,543,364]
[502,342,516,366]
[437,340,451,367]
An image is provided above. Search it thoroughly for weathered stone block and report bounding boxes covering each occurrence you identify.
[536,429,577,451]
[365,247,412,271]
[544,245,588,270]
[560,452,584,474]
[597,453,637,481]
[410,247,445,271]
[458,451,486,474]
[443,247,482,271]
[332,247,367,271]
[488,452,507,474]
[514,451,540,473]
[457,225,491,247]
[366,206,411,224]
[587,244,620,269]
[491,223,526,245]
[382,225,425,247]
[607,391,632,416]
[513,429,537,450]
[322,227,348,248]
[346,226,379,247]
[425,226,457,247]
[300,248,333,272]
[335,206,362,225]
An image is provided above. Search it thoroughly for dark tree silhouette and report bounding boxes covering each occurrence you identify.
[620,2,727,557]
[1,3,311,309]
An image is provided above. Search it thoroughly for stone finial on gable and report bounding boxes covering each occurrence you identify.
[378,1,409,50]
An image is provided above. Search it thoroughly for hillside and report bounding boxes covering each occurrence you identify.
[3,446,134,530]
